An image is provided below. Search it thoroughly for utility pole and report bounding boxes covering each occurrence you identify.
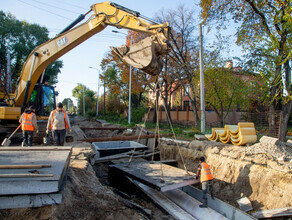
[97,70,100,117]
[83,86,85,116]
[89,67,100,117]
[112,30,132,124]
[199,23,205,133]
[128,35,132,124]
[6,52,11,93]
[103,83,106,115]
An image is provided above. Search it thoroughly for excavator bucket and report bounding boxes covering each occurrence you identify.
[111,37,165,76]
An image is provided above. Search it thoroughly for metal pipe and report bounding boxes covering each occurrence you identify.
[58,10,91,35]
[21,52,38,112]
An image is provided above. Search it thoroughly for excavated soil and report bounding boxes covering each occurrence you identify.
[159,139,292,212]
[0,117,171,220]
[1,116,292,219]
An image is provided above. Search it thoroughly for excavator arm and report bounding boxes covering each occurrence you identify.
[11,1,169,109]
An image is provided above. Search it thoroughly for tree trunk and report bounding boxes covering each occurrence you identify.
[220,105,224,127]
[153,89,160,123]
[279,100,292,141]
[190,99,200,125]
[163,90,172,125]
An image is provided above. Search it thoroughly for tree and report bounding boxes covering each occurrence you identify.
[0,11,62,93]
[62,98,75,113]
[101,31,156,115]
[200,1,292,140]
[156,5,201,124]
[205,67,250,126]
[72,84,96,115]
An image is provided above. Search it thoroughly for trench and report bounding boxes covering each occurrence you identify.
[90,135,292,220]
[92,155,177,220]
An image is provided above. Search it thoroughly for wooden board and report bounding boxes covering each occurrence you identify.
[0,192,62,209]
[0,146,72,195]
[110,161,198,192]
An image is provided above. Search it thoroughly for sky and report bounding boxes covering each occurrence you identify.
[1,0,242,106]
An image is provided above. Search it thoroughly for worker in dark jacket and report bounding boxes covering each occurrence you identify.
[196,156,214,208]
[19,106,39,147]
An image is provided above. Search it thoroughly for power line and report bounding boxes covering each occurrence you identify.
[29,0,80,15]
[49,0,88,10]
[16,0,73,21]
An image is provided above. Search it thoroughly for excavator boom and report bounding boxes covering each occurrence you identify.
[6,1,169,111]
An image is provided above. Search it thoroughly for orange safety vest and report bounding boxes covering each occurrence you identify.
[21,112,35,131]
[200,162,213,182]
[50,109,68,130]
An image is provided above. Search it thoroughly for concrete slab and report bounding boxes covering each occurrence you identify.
[93,141,148,158]
[110,161,198,192]
[181,185,257,220]
[0,192,62,209]
[0,146,71,195]
[132,179,197,220]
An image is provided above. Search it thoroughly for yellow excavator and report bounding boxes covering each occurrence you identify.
[0,2,169,139]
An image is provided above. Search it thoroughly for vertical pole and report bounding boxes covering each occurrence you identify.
[128,36,132,124]
[6,51,11,93]
[21,52,38,113]
[96,70,100,117]
[103,83,106,115]
[83,86,85,116]
[199,23,205,133]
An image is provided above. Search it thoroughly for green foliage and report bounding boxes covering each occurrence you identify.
[62,98,75,113]
[204,67,250,125]
[86,109,96,118]
[131,105,147,123]
[199,0,292,138]
[106,96,125,115]
[0,11,62,88]
[72,84,96,115]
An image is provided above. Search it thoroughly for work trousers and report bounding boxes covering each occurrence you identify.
[22,131,34,147]
[202,180,214,200]
[53,129,66,146]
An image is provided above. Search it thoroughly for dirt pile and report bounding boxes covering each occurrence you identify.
[0,141,149,220]
[0,117,152,220]
[159,139,292,211]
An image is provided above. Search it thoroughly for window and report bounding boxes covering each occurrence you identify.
[42,86,56,115]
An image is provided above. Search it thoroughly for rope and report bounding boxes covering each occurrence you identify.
[159,90,190,175]
[153,82,164,183]
[127,106,152,167]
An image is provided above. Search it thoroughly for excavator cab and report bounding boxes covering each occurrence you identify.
[29,84,56,117]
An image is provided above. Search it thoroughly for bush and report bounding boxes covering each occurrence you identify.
[86,109,96,118]
[131,105,147,123]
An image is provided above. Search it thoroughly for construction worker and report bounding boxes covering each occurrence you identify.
[196,156,214,208]
[19,106,39,147]
[46,102,71,146]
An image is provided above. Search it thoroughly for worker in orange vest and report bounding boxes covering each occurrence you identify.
[196,156,214,208]
[46,102,71,146]
[19,106,39,147]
